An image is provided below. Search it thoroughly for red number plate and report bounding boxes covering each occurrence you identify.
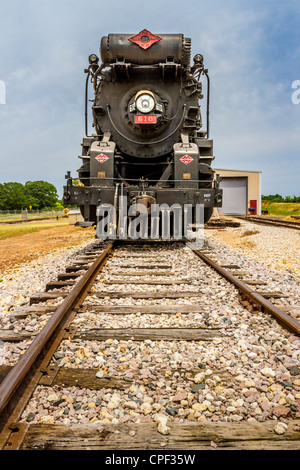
[134,115,157,124]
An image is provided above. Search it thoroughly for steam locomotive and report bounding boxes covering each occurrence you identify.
[63,30,222,238]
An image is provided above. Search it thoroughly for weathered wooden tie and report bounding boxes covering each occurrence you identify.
[38,366,233,389]
[79,304,206,314]
[104,280,190,285]
[13,421,300,450]
[89,291,202,299]
[76,327,222,341]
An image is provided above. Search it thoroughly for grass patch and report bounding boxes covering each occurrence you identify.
[241,240,256,249]
[262,202,300,216]
[0,220,69,240]
[241,229,260,237]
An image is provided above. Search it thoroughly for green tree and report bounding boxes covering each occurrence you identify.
[288,195,300,203]
[262,194,300,203]
[0,184,5,209]
[24,181,59,209]
[0,182,27,209]
[262,194,284,203]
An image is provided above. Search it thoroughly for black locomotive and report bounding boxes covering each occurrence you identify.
[63,30,222,238]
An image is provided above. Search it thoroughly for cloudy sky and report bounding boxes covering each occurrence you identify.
[0,0,299,197]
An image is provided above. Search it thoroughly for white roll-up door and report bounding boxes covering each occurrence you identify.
[218,177,248,215]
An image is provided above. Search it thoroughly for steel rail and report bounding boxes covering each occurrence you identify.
[237,216,300,231]
[193,249,300,336]
[0,241,116,418]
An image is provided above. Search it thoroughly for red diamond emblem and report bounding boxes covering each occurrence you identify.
[180,155,194,165]
[95,153,109,164]
[129,29,162,50]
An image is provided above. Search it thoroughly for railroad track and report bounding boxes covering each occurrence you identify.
[0,240,299,450]
[237,216,300,231]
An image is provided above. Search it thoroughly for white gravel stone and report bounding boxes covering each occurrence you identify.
[274,423,288,435]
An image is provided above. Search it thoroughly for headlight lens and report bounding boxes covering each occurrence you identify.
[136,93,155,113]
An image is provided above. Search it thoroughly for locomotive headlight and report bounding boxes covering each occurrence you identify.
[135,90,155,113]
[89,54,99,64]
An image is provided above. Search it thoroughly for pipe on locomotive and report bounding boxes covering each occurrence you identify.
[85,54,102,137]
[85,68,91,137]
[191,54,210,138]
[204,70,210,138]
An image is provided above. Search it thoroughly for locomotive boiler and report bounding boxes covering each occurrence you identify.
[63,30,222,238]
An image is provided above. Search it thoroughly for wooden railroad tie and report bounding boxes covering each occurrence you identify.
[37,366,233,389]
[10,421,300,450]
[75,327,223,342]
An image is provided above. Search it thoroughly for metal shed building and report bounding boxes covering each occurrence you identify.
[214,169,262,216]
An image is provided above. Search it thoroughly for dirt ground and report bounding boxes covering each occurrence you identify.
[0,223,95,275]
[210,228,258,250]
